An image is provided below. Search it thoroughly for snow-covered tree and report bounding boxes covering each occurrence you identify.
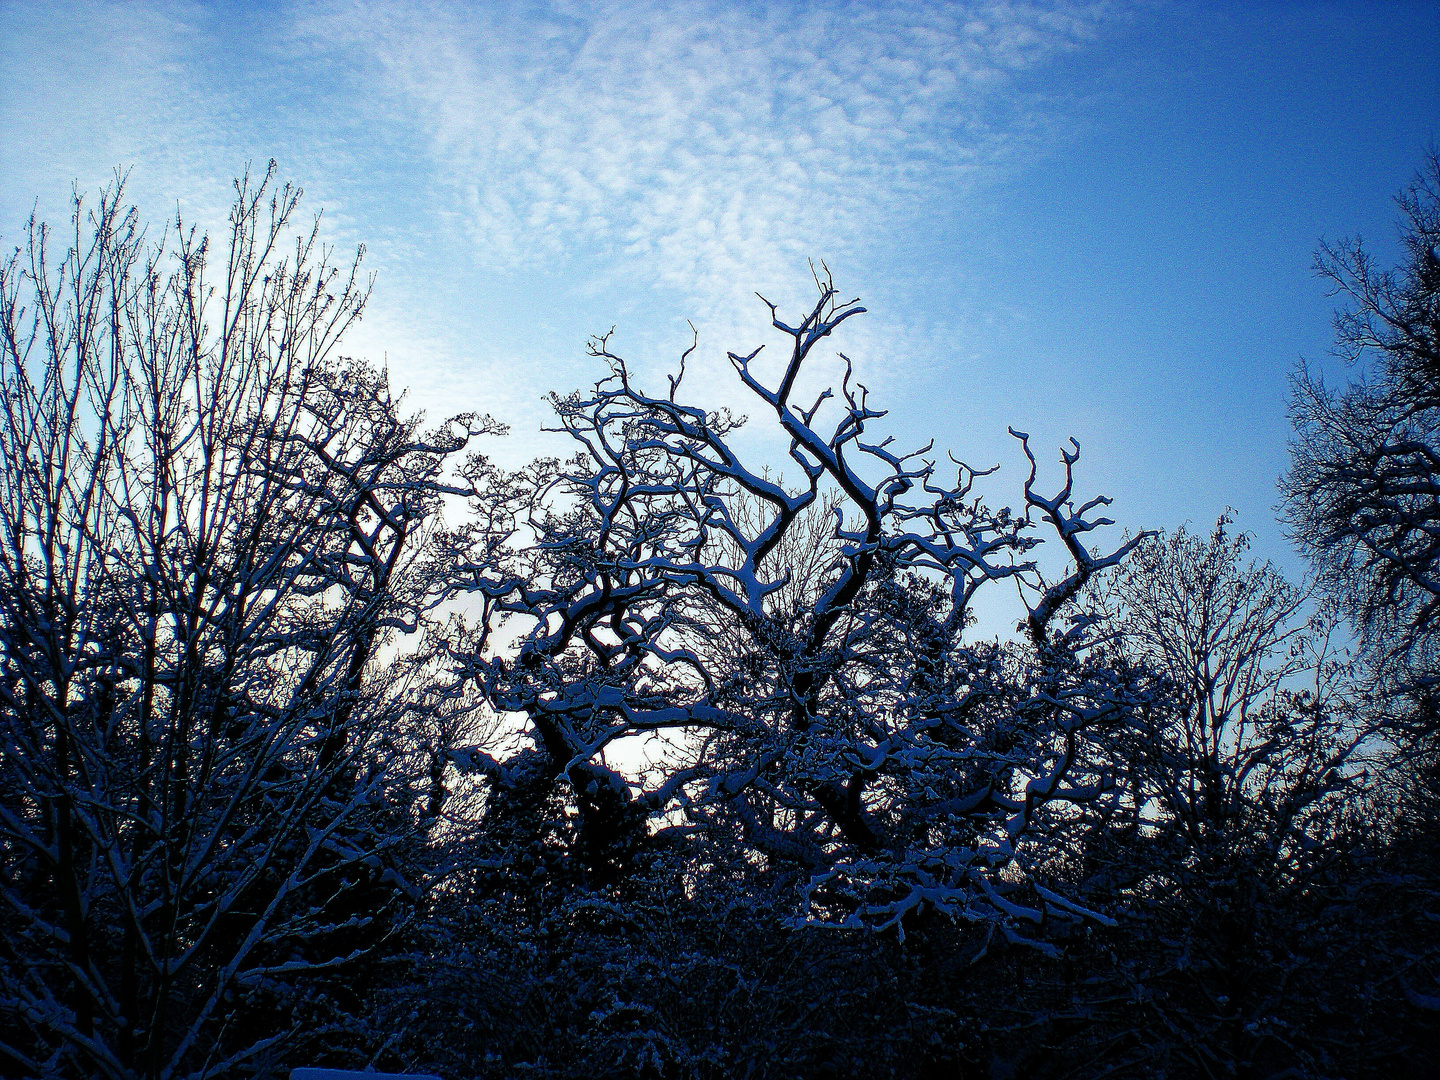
[0,167,493,1079]
[434,271,1148,946]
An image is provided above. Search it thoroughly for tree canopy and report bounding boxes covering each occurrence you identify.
[1,163,1436,1080]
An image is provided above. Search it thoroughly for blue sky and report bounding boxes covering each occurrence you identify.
[2,0,1437,583]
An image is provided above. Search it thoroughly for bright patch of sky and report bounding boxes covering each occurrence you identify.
[2,0,1437,590]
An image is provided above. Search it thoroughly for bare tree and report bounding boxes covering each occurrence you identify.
[435,272,1148,945]
[1095,517,1333,842]
[0,166,492,1079]
[1075,517,1367,1076]
[1283,148,1440,693]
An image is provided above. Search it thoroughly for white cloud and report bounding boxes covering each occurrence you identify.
[292,0,1117,323]
[0,0,1126,461]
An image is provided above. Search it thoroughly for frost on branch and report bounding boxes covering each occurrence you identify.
[439,271,1149,943]
[0,167,495,1079]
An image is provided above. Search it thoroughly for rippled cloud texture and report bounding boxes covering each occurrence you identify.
[3,0,1122,436]
[3,0,1435,575]
[290,1,1113,312]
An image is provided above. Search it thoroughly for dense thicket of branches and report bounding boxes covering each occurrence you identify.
[0,169,495,1079]
[421,278,1149,949]
[1,164,1436,1080]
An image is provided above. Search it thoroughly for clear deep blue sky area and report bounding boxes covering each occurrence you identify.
[2,0,1436,581]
